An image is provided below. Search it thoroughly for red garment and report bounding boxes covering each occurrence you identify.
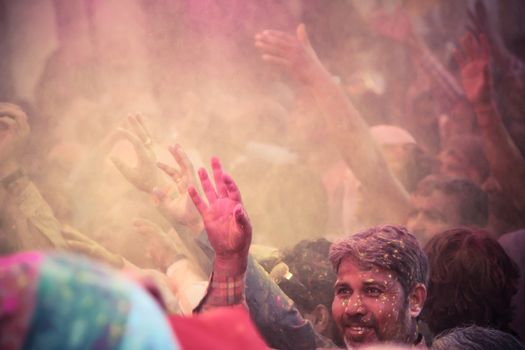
[169,305,269,350]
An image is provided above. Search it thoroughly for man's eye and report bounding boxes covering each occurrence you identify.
[335,286,351,296]
[365,287,382,296]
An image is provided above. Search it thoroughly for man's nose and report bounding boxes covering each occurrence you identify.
[344,293,366,316]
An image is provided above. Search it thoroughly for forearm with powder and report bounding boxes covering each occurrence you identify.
[305,70,412,222]
[474,101,525,212]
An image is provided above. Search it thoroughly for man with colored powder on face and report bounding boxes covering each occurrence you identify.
[329,225,428,348]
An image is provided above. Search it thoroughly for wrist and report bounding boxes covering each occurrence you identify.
[214,253,248,277]
[474,100,494,112]
[472,92,492,106]
[474,101,501,128]
[307,65,334,86]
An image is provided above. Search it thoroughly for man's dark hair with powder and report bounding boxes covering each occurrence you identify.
[329,225,429,295]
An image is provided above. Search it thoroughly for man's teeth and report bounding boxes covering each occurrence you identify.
[349,326,366,333]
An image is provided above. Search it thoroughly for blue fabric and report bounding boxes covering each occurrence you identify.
[21,253,177,350]
[119,278,180,350]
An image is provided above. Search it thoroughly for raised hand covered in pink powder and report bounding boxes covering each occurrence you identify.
[188,157,252,276]
[454,32,492,106]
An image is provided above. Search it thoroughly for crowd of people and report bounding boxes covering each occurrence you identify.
[1,0,525,349]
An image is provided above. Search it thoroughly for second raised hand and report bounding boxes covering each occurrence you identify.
[254,23,329,84]
[155,144,202,230]
[111,114,162,193]
[453,32,491,105]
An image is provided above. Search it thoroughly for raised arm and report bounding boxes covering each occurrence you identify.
[454,33,525,213]
[0,104,157,268]
[0,102,66,250]
[255,25,412,223]
[155,144,211,273]
[188,157,252,309]
[467,0,525,118]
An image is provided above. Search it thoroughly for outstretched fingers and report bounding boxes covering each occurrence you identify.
[261,54,292,67]
[157,161,180,179]
[234,204,251,231]
[455,32,489,67]
[255,39,290,58]
[211,157,228,197]
[115,127,148,158]
[223,173,242,203]
[256,30,294,48]
[169,144,193,174]
[127,114,151,145]
[188,185,207,216]
[198,167,218,204]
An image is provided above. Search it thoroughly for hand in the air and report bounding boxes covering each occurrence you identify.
[188,157,252,275]
[454,32,492,105]
[255,24,329,84]
[111,114,162,193]
[154,144,202,232]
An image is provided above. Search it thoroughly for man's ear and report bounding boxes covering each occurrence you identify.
[309,304,331,334]
[408,283,427,318]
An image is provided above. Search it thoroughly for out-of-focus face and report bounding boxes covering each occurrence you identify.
[332,257,412,348]
[438,149,482,185]
[406,190,462,244]
[380,143,419,192]
[439,149,467,179]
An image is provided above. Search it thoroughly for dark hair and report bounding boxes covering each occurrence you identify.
[415,175,488,227]
[277,239,336,313]
[431,326,525,350]
[329,225,429,295]
[423,228,520,335]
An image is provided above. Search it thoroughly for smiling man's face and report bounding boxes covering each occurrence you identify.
[331,257,413,348]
